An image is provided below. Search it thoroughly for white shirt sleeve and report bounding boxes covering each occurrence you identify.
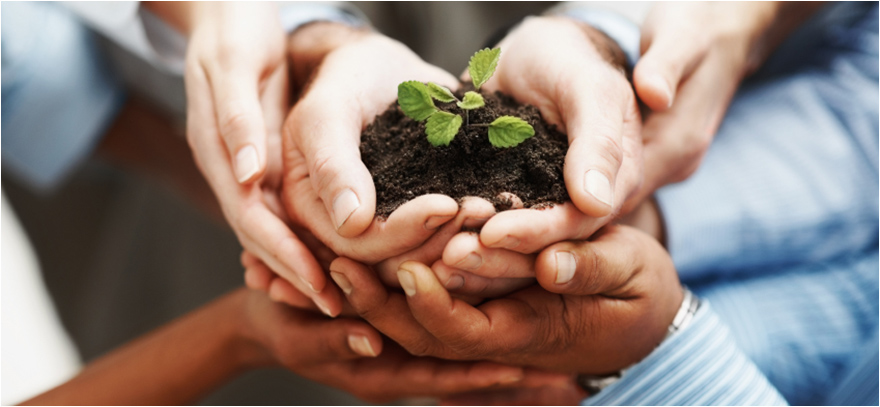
[62,2,369,76]
[61,2,187,74]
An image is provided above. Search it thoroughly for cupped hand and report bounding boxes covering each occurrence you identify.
[281,23,465,262]
[235,288,572,403]
[329,225,683,374]
[246,197,499,309]
[627,2,822,210]
[472,16,643,253]
[182,3,336,314]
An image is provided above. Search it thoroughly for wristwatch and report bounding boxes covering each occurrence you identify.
[577,285,701,395]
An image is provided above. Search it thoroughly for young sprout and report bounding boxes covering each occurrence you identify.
[397,48,535,148]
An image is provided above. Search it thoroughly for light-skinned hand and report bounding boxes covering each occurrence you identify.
[466,16,643,256]
[176,2,337,314]
[626,2,822,210]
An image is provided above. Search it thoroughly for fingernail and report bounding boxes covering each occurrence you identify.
[235,144,260,183]
[330,271,352,295]
[555,251,576,284]
[397,269,417,296]
[332,189,360,230]
[648,74,673,108]
[501,374,523,384]
[348,334,377,357]
[314,296,336,318]
[445,274,465,290]
[496,236,520,249]
[425,215,455,230]
[584,170,613,207]
[454,253,482,271]
[307,281,320,294]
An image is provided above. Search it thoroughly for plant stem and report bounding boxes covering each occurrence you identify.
[466,110,469,127]
[468,123,490,127]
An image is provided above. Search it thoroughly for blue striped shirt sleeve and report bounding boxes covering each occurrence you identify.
[582,302,787,406]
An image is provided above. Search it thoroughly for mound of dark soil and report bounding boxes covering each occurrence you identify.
[360,89,570,218]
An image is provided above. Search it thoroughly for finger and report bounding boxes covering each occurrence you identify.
[244,264,272,292]
[206,66,269,184]
[335,346,530,403]
[241,232,343,317]
[375,197,496,286]
[259,63,289,186]
[284,146,459,263]
[634,28,707,111]
[292,316,384,362]
[186,64,339,315]
[362,194,458,258]
[396,261,536,359]
[328,258,449,358]
[286,94,377,238]
[267,277,322,310]
[560,74,630,218]
[240,250,261,269]
[431,260,534,298]
[631,51,739,207]
[238,203,328,296]
[440,383,585,406]
[535,225,655,295]
[480,203,612,254]
[442,232,535,278]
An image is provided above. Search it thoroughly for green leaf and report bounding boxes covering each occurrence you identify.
[426,111,462,147]
[428,82,457,103]
[457,91,485,110]
[488,116,535,148]
[468,48,501,90]
[398,81,437,121]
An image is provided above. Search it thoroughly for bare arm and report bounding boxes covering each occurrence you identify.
[21,290,259,406]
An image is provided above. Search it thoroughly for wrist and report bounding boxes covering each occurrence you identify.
[287,22,372,92]
[226,289,278,370]
[142,1,195,34]
[547,16,631,79]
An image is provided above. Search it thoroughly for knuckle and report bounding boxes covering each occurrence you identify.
[679,132,712,163]
[219,108,255,141]
[578,247,605,293]
[308,147,343,196]
[404,340,436,358]
[448,328,489,358]
[586,132,624,171]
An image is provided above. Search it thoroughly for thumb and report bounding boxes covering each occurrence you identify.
[298,318,384,363]
[210,71,269,184]
[534,225,652,296]
[633,30,706,111]
[286,94,377,238]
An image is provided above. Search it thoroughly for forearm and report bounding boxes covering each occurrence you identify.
[22,289,261,406]
[141,1,193,34]
[746,2,827,72]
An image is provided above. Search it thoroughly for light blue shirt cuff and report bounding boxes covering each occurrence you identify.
[280,3,369,34]
[582,302,788,406]
[554,7,640,68]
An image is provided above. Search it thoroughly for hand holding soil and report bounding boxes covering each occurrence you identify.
[279,23,471,304]
[417,16,647,301]
[471,16,644,254]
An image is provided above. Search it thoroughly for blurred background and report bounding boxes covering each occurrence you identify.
[1,2,648,404]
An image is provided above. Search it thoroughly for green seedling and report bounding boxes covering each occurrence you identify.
[397,48,535,148]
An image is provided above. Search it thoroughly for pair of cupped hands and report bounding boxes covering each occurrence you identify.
[182,2,790,402]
